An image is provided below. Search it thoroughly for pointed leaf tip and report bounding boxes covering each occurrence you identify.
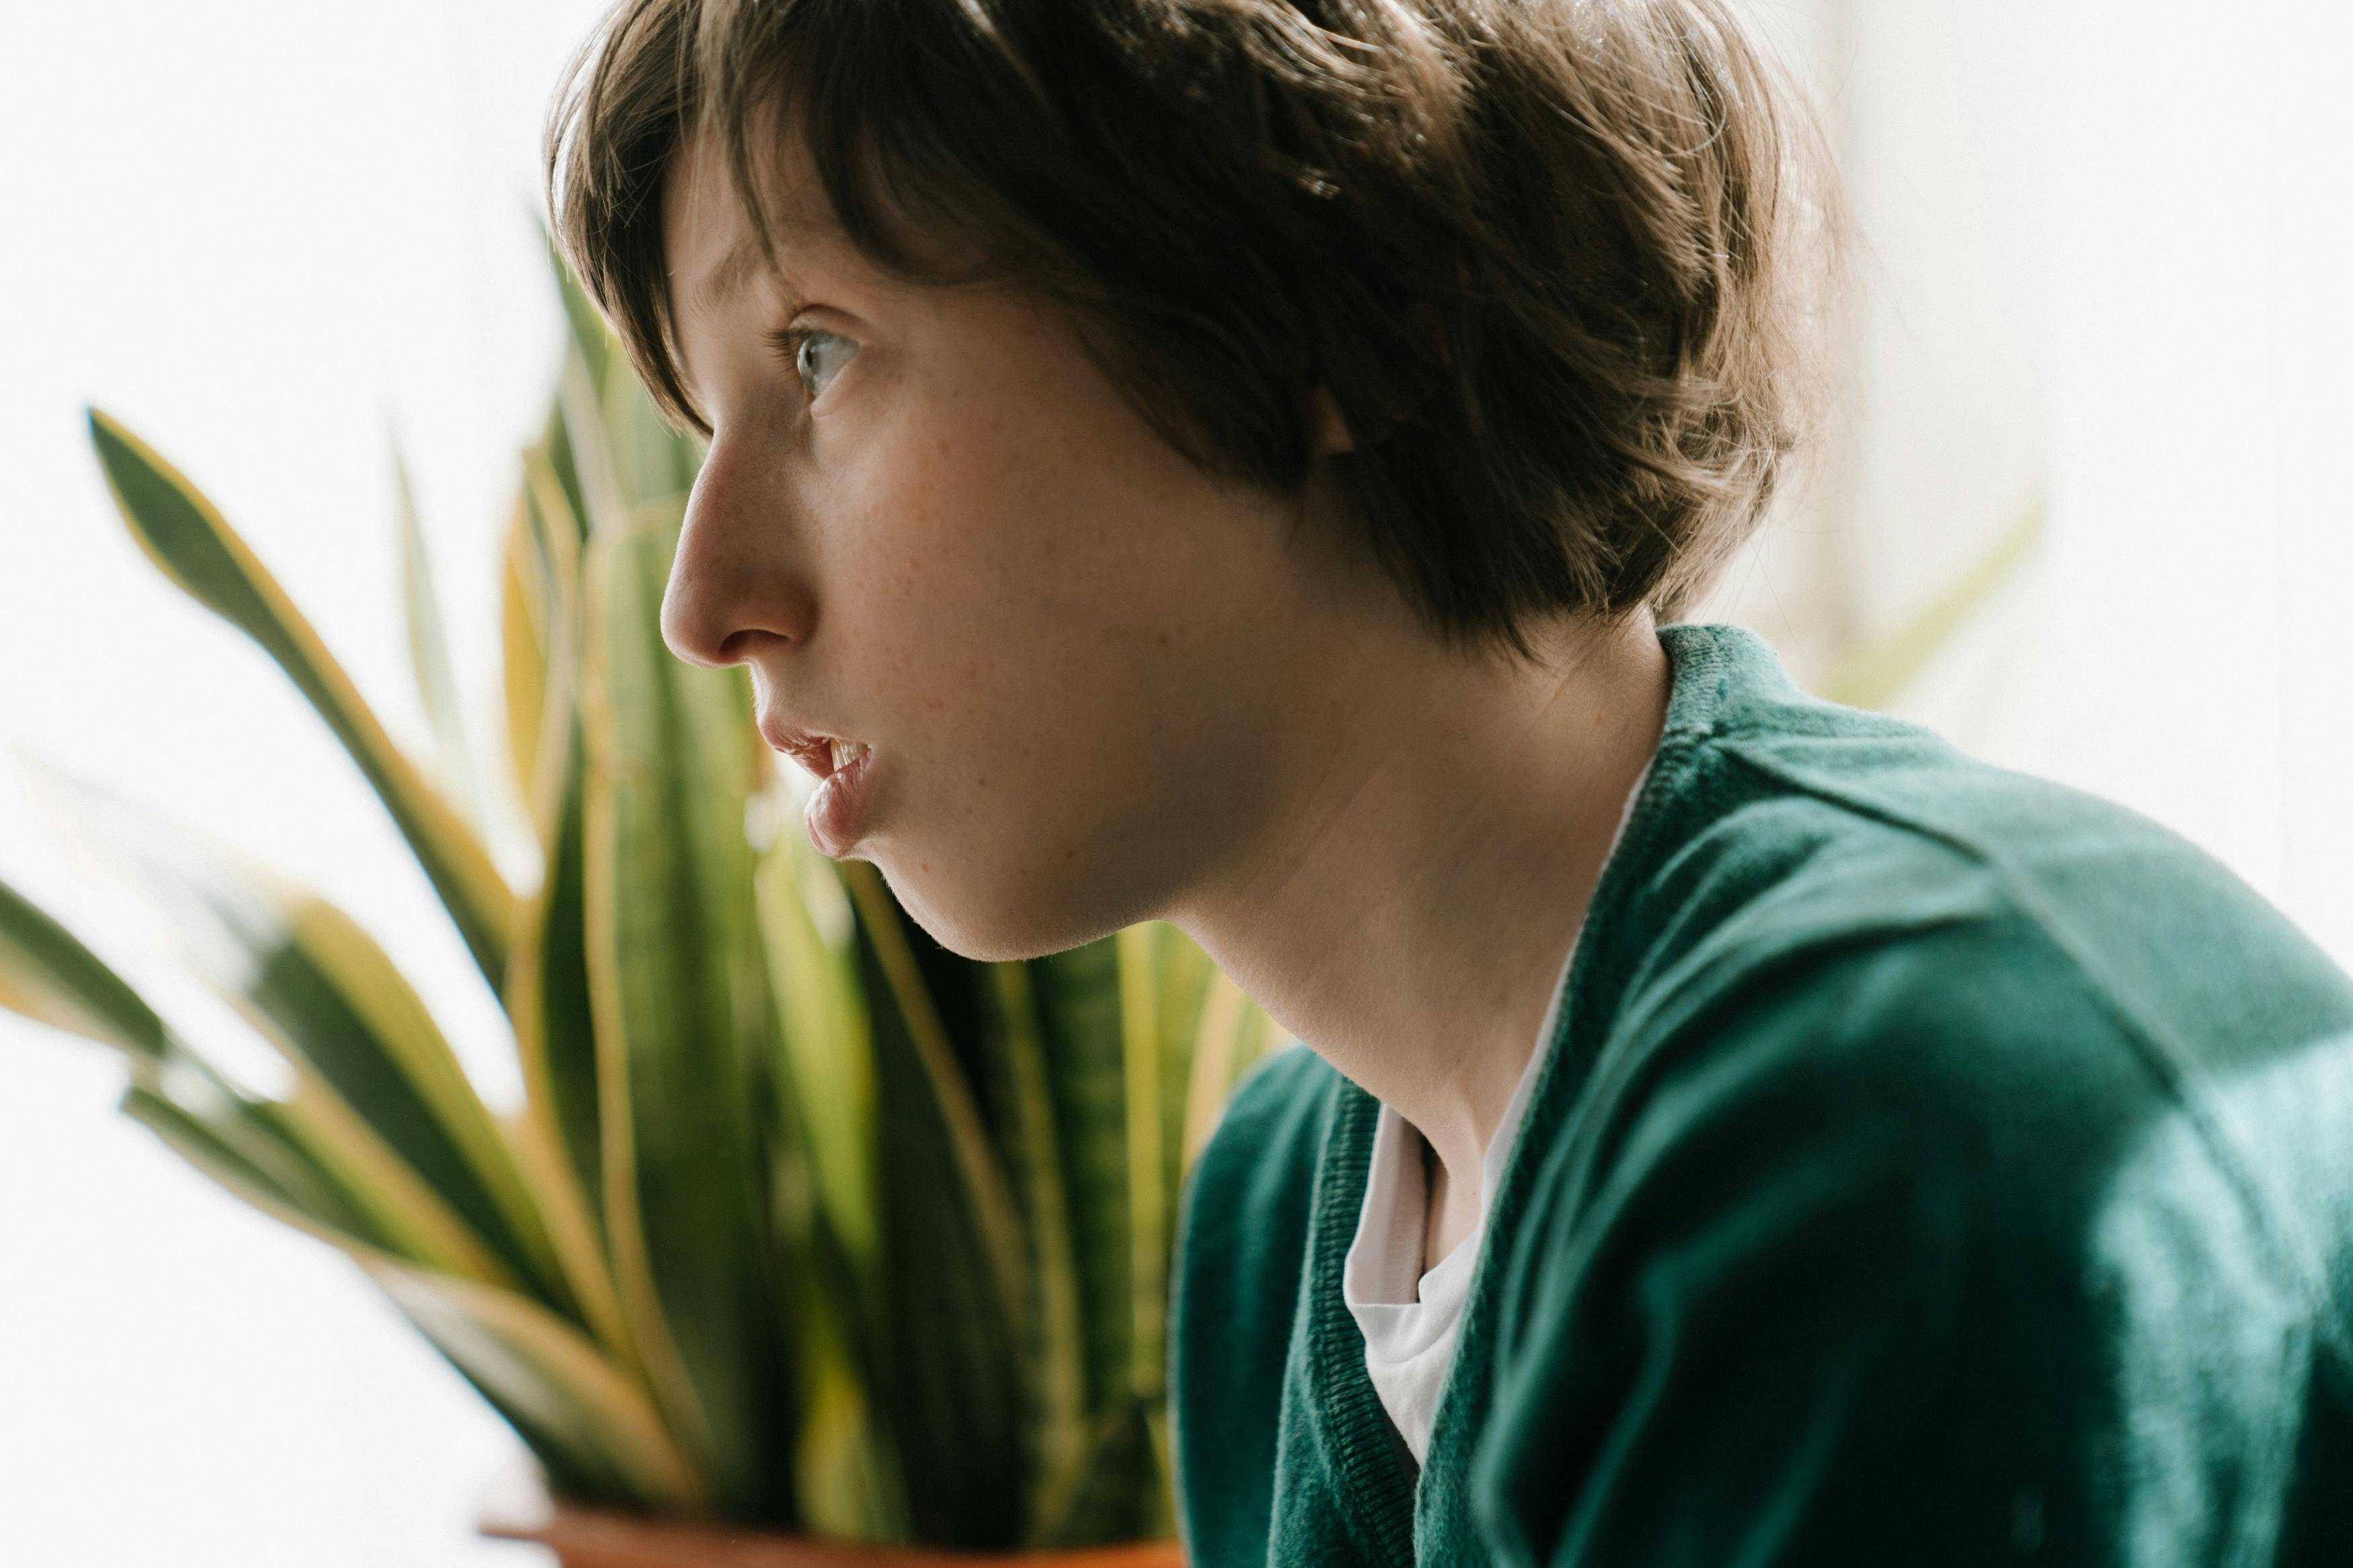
[79,410,513,989]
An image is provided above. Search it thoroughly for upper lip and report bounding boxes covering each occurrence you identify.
[758,714,853,778]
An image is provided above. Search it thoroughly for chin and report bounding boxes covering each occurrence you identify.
[866,843,1142,964]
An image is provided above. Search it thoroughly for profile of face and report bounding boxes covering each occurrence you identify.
[659,126,1363,961]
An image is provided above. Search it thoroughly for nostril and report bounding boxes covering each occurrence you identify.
[715,628,772,667]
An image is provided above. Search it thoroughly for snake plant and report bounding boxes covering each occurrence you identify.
[0,258,1285,1549]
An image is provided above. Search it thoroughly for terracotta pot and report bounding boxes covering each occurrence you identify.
[479,1472,1187,1568]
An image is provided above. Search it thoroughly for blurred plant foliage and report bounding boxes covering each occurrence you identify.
[0,259,1285,1548]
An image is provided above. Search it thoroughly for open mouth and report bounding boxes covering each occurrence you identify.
[762,718,867,781]
[762,723,879,856]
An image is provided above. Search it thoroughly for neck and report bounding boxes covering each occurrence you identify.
[1174,600,1669,1219]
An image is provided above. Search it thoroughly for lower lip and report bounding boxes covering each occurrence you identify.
[805,749,876,858]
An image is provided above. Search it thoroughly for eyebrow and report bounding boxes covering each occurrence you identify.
[691,235,774,317]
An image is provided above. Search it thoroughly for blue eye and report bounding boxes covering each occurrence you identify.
[793,331,858,399]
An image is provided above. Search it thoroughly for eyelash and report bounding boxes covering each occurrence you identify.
[766,325,813,388]
[767,323,856,403]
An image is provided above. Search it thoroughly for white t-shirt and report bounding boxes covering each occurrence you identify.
[1340,762,1650,1464]
[1339,956,1568,1464]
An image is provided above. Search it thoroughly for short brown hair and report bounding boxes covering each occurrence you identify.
[547,0,1839,656]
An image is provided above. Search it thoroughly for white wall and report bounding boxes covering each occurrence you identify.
[1,1,2349,1563]
[1704,0,2353,966]
[1952,0,2353,965]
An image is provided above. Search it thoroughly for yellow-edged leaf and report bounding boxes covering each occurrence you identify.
[840,860,1029,1546]
[0,874,390,1246]
[558,349,631,538]
[0,873,169,1059]
[1181,967,1284,1172]
[580,508,793,1516]
[24,761,574,1313]
[85,409,512,989]
[986,960,1090,1540]
[501,489,549,823]
[753,818,879,1268]
[365,1259,705,1514]
[393,438,483,831]
[505,439,606,1260]
[128,1077,702,1512]
[269,1068,514,1283]
[1115,926,1168,1411]
[841,862,1027,1330]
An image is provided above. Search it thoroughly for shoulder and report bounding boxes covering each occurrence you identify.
[1572,856,2349,1305]
[1617,626,2353,1140]
[1470,651,2353,1560]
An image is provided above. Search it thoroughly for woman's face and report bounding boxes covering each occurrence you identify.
[659,128,1344,960]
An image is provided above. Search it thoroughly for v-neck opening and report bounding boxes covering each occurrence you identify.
[1289,625,1732,1559]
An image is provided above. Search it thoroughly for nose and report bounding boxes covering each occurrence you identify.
[660,431,815,669]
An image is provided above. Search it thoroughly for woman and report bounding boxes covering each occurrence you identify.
[547,1,2353,1559]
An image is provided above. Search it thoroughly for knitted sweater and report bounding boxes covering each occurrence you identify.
[1170,622,2353,1567]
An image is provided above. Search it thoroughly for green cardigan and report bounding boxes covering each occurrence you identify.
[1170,623,2353,1566]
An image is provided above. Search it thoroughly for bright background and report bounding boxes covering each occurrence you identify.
[1,1,2348,1562]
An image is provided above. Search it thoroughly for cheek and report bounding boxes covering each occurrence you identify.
[805,313,1298,898]
[830,385,1176,699]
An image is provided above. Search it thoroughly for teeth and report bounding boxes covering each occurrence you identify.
[828,737,865,773]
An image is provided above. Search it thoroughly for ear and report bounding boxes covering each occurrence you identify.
[1306,386,1356,458]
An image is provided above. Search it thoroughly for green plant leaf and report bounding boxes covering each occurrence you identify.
[510,447,586,845]
[541,233,699,516]
[502,489,550,821]
[558,349,633,538]
[504,444,604,1245]
[753,815,879,1272]
[546,226,615,395]
[1010,925,1242,1545]
[0,874,390,1247]
[512,756,600,1218]
[984,958,1091,1544]
[128,1069,701,1512]
[1021,937,1139,1514]
[839,864,1027,1329]
[840,862,1028,1549]
[1180,966,1284,1173]
[122,1075,387,1251]
[393,438,484,833]
[580,508,793,1520]
[783,1230,908,1543]
[85,409,512,991]
[603,362,701,512]
[366,1258,705,1514]
[0,874,168,1059]
[24,763,574,1310]
[490,436,629,1365]
[1116,924,1207,1536]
